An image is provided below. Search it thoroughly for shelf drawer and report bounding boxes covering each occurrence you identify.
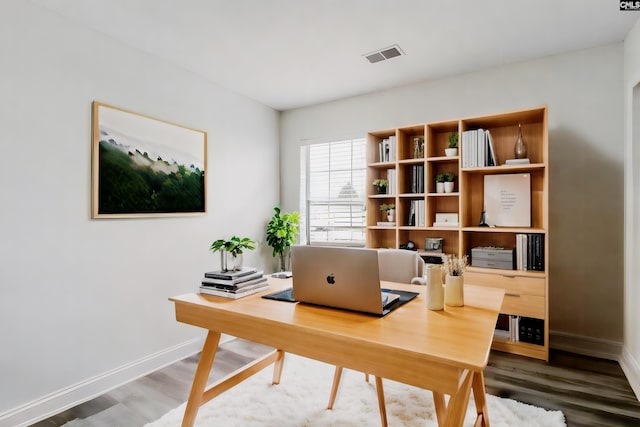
[501,293,545,318]
[464,271,545,296]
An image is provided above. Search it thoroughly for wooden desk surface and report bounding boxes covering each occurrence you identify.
[170,278,504,395]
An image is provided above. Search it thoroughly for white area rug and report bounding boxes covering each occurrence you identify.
[146,354,566,427]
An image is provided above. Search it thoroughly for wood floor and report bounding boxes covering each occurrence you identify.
[32,338,640,427]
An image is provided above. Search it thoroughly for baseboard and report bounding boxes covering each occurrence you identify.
[620,346,640,401]
[549,330,622,361]
[0,334,234,427]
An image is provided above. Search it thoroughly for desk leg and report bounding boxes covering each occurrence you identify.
[272,349,285,384]
[433,392,446,427]
[182,331,221,427]
[437,369,473,427]
[327,366,343,409]
[472,371,490,427]
[374,376,388,427]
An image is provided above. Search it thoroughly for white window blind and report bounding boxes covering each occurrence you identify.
[300,138,366,246]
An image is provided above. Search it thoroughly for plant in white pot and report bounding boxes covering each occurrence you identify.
[443,172,456,193]
[435,173,446,193]
[266,206,300,273]
[209,236,256,272]
[445,132,458,157]
[379,203,395,222]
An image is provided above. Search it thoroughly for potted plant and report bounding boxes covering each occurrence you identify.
[443,172,456,193]
[373,178,388,194]
[435,173,446,193]
[443,254,468,306]
[266,206,300,272]
[445,132,458,157]
[379,203,395,222]
[209,236,256,272]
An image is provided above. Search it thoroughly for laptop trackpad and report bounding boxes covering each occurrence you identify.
[382,292,401,308]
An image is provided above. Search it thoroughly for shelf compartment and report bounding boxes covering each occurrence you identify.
[397,124,426,161]
[398,228,459,253]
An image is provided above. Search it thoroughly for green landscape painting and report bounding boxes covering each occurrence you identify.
[92,103,206,218]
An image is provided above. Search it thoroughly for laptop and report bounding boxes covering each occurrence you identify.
[291,245,401,316]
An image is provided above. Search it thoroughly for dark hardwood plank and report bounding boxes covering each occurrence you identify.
[32,341,640,427]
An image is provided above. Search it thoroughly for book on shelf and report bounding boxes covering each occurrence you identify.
[201,270,264,286]
[462,129,498,168]
[376,221,396,226]
[378,136,396,162]
[202,274,267,290]
[505,158,530,165]
[204,266,257,280]
[515,233,545,271]
[199,278,269,299]
[410,164,424,193]
[408,199,425,227]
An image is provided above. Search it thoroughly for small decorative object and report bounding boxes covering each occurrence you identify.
[435,173,445,193]
[380,203,395,222]
[478,208,489,227]
[443,172,456,193]
[445,132,458,157]
[209,236,256,272]
[373,178,388,194]
[425,264,444,310]
[266,207,300,273]
[425,237,444,252]
[443,254,468,306]
[413,136,425,159]
[514,123,527,159]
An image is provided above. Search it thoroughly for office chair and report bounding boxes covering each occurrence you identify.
[327,249,426,426]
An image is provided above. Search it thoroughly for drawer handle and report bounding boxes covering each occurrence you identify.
[505,292,521,297]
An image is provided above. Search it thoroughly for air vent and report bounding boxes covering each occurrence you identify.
[364,44,404,64]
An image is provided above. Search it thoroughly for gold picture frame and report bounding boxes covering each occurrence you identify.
[91,102,207,218]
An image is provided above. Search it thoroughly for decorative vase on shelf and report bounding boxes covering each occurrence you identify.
[514,123,527,159]
[436,182,445,193]
[426,265,444,310]
[386,209,395,222]
[445,148,457,157]
[445,274,464,306]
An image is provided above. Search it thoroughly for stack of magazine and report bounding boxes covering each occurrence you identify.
[200,267,268,299]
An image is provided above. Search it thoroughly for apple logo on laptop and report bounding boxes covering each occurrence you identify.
[326,274,336,285]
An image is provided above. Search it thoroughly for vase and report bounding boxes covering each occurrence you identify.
[436,182,444,193]
[386,209,395,222]
[514,123,527,159]
[445,274,464,306]
[377,186,387,194]
[220,250,243,272]
[277,246,291,272]
[445,148,457,157]
[425,265,444,310]
[444,182,454,193]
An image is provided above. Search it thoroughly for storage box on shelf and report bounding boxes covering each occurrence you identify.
[366,106,549,361]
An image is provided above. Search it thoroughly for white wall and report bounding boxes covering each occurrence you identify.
[622,18,640,399]
[0,1,279,423]
[281,44,625,354]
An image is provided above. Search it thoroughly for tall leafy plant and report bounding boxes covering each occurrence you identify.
[266,207,300,271]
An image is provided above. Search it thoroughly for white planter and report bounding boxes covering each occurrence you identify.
[444,182,454,193]
[445,148,458,157]
[436,182,445,193]
[426,265,444,311]
[386,209,395,222]
[445,274,464,306]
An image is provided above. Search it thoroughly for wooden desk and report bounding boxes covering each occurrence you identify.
[170,278,504,427]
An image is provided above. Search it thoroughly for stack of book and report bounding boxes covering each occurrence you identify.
[200,267,268,299]
[461,128,499,168]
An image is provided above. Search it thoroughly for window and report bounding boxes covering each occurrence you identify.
[300,138,366,246]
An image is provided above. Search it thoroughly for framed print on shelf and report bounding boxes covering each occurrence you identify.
[91,102,207,218]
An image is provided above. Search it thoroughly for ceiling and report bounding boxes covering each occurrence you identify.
[30,0,639,111]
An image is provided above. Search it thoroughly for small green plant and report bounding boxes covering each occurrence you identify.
[448,132,458,148]
[209,236,256,257]
[435,173,446,183]
[444,172,456,182]
[373,178,388,188]
[379,203,395,212]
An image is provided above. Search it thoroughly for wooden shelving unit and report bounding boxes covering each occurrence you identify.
[366,106,549,360]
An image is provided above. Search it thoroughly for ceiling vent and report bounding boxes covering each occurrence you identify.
[364,44,404,64]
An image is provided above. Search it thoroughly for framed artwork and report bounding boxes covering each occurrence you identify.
[91,102,207,218]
